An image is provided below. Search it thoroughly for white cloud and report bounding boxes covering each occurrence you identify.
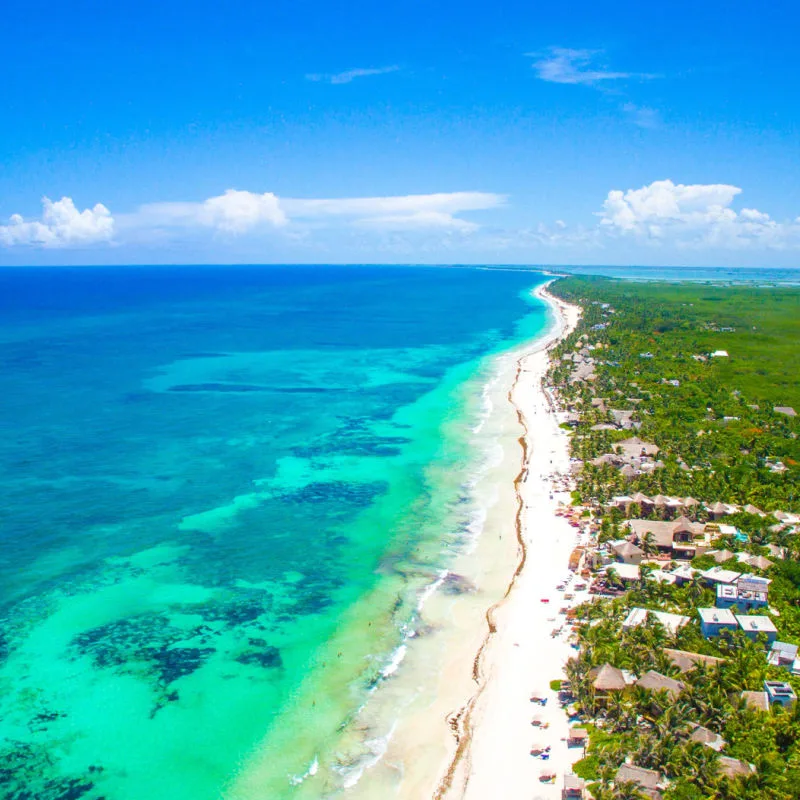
[0,197,114,248]
[306,66,400,85]
[531,48,647,85]
[284,191,503,222]
[201,189,287,232]
[354,211,478,232]
[128,190,503,235]
[598,179,799,248]
[126,190,287,234]
[622,102,660,129]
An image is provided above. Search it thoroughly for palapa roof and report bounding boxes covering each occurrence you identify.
[627,518,704,549]
[653,494,671,506]
[774,406,797,417]
[590,663,627,691]
[688,723,726,751]
[568,726,589,740]
[746,555,775,571]
[635,670,684,698]
[612,541,644,558]
[709,501,728,514]
[682,496,700,506]
[563,773,585,790]
[709,549,735,563]
[632,492,653,504]
[616,436,660,457]
[744,503,764,515]
[672,515,696,533]
[766,544,787,559]
[616,764,663,790]
[664,649,723,674]
[718,756,755,778]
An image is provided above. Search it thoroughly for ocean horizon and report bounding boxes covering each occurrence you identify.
[0,264,552,799]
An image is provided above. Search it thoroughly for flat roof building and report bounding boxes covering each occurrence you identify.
[698,607,738,638]
[736,615,778,644]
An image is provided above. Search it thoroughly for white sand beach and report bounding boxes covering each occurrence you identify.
[447,286,584,800]
[343,284,583,800]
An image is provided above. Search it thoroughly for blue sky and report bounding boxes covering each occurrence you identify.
[2,0,799,266]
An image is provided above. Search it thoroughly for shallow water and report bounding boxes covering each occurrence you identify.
[0,265,548,799]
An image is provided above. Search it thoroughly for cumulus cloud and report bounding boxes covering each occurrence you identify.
[0,197,114,248]
[531,48,648,85]
[306,66,400,85]
[598,179,799,248]
[201,189,286,232]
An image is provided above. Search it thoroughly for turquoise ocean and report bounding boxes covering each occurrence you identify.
[0,265,550,800]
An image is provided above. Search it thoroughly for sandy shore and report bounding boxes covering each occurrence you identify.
[343,282,583,800]
[437,284,583,800]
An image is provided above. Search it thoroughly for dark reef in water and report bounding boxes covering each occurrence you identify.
[288,481,387,506]
[72,615,217,687]
[168,383,270,393]
[0,741,98,800]
[235,646,282,669]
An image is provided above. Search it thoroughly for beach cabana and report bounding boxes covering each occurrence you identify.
[708,501,729,520]
[589,663,627,704]
[615,764,665,798]
[709,549,735,564]
[766,544,787,560]
[746,555,775,571]
[682,496,700,512]
[718,756,755,778]
[635,670,684,699]
[688,723,726,751]
[664,648,724,674]
[562,773,585,798]
[567,727,588,747]
[610,541,643,565]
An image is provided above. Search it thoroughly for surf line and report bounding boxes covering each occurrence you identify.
[432,282,568,800]
[432,353,531,800]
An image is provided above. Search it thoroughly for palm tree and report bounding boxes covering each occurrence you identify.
[611,780,647,800]
[605,566,621,591]
[640,531,657,558]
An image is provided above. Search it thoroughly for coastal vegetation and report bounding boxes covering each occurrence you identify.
[547,277,800,800]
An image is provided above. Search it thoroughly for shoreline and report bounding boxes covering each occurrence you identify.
[341,280,582,799]
[437,283,582,799]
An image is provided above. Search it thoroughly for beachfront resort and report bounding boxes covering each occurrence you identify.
[524,279,800,800]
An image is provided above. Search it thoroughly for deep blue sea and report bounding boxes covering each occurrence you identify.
[0,265,550,800]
